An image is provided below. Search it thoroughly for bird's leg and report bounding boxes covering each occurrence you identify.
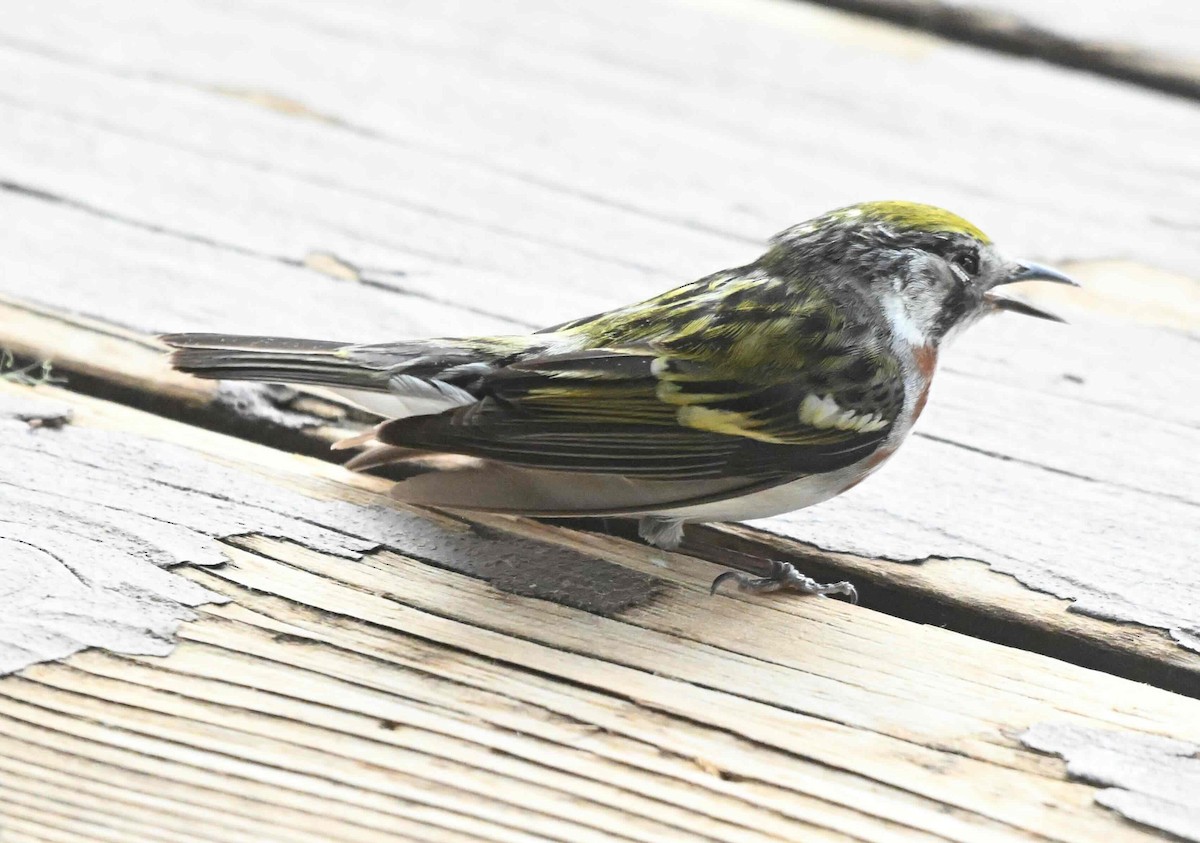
[635,517,857,602]
[710,560,858,603]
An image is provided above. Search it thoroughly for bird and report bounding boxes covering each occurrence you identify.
[163,201,1076,600]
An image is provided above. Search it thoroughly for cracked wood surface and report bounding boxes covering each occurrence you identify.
[4,293,1199,699]
[4,0,1200,287]
[2,0,1198,673]
[0,379,664,676]
[1020,724,1200,841]
[1,0,1199,838]
[3,380,1200,842]
[915,0,1200,65]
[0,0,1195,682]
[809,0,1200,95]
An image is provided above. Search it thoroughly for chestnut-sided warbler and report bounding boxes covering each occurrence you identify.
[165,201,1075,599]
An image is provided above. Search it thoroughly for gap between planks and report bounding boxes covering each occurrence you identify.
[800,0,1200,100]
[5,380,1200,840]
[1,295,1197,698]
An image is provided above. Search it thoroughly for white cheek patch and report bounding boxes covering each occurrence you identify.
[798,394,889,432]
[882,291,929,345]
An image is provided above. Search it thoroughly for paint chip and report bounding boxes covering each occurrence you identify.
[1,393,660,674]
[1021,722,1200,842]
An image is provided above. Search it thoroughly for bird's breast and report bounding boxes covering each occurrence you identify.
[908,342,938,425]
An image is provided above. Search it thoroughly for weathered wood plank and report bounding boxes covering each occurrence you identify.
[2,0,1198,834]
[4,272,1198,696]
[0,295,362,455]
[3,0,1200,290]
[2,0,1198,671]
[2,379,1199,842]
[1022,723,1200,842]
[0,377,665,674]
[809,0,1200,95]
[0,750,422,843]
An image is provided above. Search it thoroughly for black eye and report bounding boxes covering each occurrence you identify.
[951,249,980,276]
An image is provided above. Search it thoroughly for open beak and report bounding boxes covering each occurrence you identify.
[1001,261,1080,288]
[986,260,1079,323]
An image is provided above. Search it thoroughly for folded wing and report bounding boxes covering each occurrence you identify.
[373,346,899,488]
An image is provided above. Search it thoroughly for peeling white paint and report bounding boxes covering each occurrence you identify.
[0,0,1195,664]
[0,393,653,674]
[1022,722,1200,842]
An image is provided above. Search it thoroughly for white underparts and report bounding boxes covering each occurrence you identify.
[649,464,871,522]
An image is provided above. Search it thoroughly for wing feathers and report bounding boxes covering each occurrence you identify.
[165,269,905,518]
[162,332,504,416]
[372,346,891,481]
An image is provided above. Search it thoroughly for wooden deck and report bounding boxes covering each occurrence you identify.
[2,1,1199,841]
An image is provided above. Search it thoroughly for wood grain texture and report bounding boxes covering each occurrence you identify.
[0,296,361,452]
[3,0,1200,298]
[1,2,1198,834]
[807,0,1200,95]
[2,383,1200,841]
[0,0,1197,681]
[4,293,1198,693]
[0,378,664,675]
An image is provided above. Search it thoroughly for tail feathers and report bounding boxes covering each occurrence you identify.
[161,332,388,391]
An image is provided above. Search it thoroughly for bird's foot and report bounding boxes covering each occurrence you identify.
[710,560,858,603]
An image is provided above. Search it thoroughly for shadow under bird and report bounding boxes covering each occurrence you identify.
[164,201,1076,600]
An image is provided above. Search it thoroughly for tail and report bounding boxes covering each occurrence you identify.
[161,333,388,391]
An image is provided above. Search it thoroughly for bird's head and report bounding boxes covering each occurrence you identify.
[770,201,1078,346]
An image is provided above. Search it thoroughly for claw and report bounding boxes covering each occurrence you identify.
[710,560,858,603]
